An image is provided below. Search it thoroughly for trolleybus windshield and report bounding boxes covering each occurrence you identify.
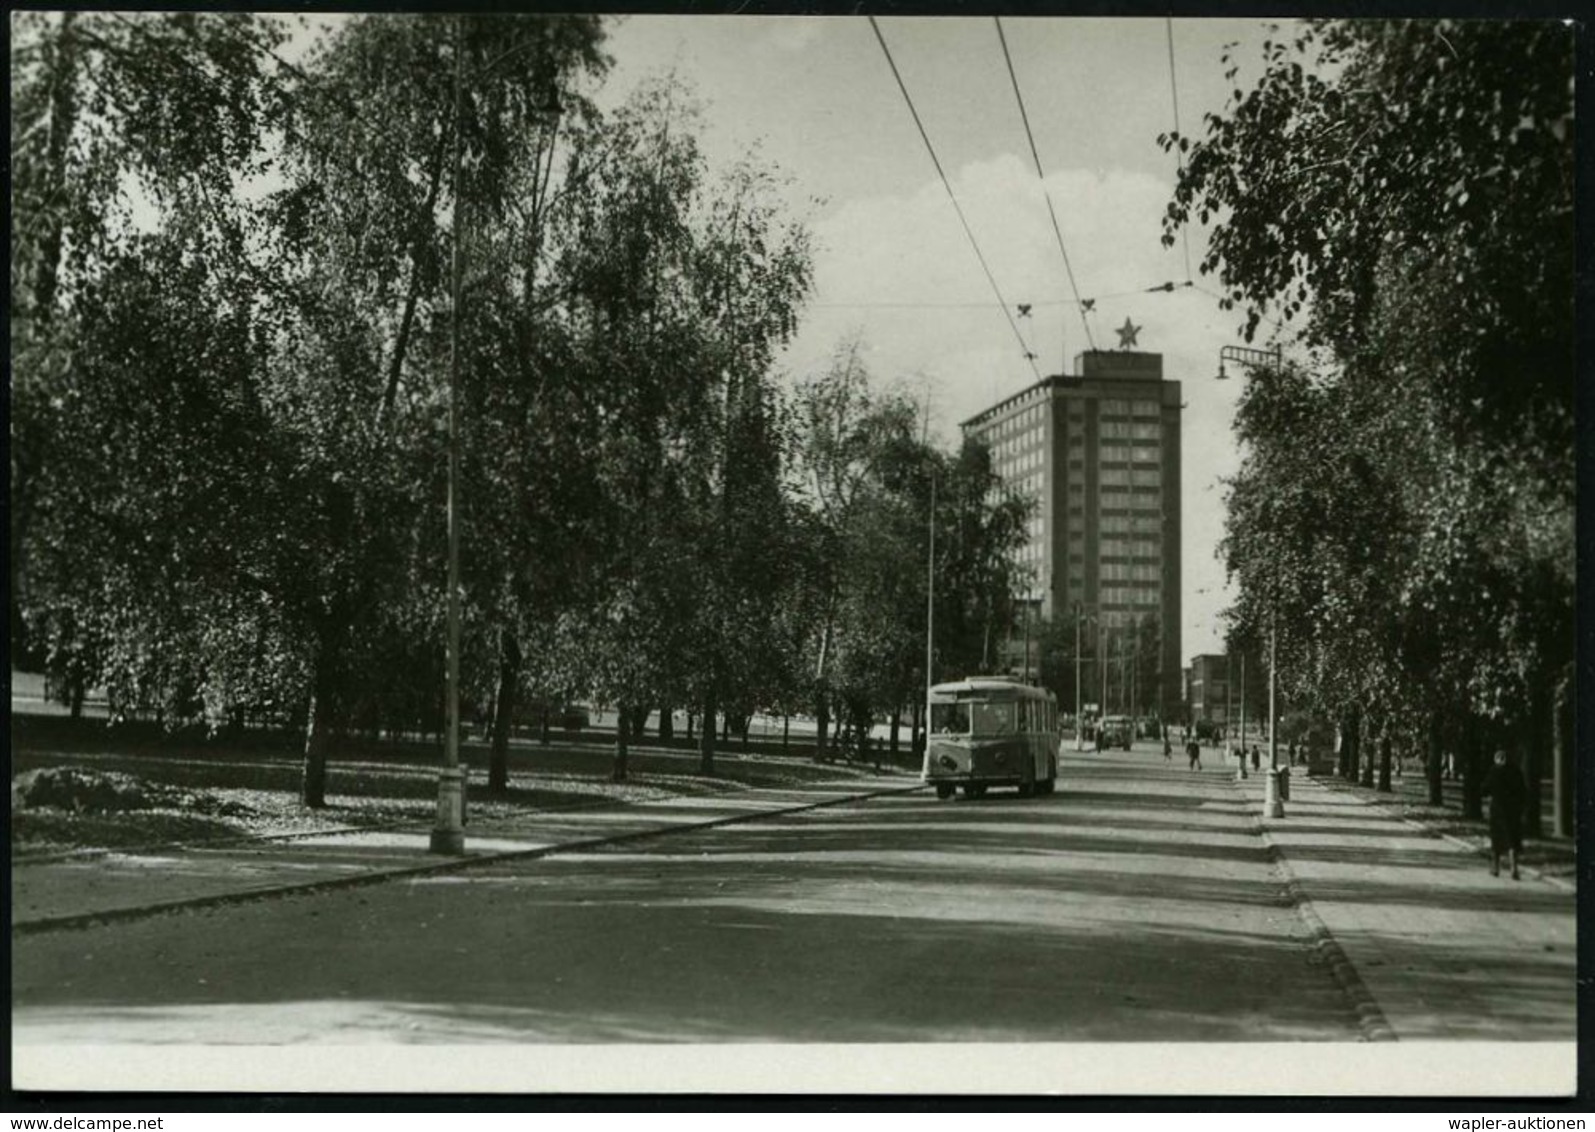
[970,701,1015,736]
[930,699,1016,737]
[930,702,970,735]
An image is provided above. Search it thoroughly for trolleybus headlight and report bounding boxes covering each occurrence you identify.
[938,755,958,771]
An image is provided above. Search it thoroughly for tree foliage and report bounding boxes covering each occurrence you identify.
[1163,20,1573,794]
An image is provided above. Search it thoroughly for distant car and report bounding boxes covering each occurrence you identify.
[1099,715,1133,750]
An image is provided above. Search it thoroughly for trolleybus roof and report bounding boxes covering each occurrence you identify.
[929,677,1054,698]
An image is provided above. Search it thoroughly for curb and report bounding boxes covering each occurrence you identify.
[1231,778,1397,1043]
[1308,775,1576,893]
[12,782,925,937]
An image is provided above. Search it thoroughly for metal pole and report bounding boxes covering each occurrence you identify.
[1265,604,1284,817]
[1074,604,1083,751]
[1230,649,1244,780]
[1239,651,1247,760]
[431,15,467,855]
[1099,619,1107,725]
[1269,609,1278,770]
[926,471,935,698]
[1020,599,1033,688]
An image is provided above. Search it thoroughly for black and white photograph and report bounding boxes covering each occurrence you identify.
[8,8,1579,1102]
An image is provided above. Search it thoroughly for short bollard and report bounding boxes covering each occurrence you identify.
[1264,767,1286,818]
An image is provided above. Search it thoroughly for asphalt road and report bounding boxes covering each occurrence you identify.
[12,745,1362,1048]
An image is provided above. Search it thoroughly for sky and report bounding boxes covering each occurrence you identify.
[593,15,1303,659]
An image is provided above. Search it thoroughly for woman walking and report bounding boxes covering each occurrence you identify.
[1483,749,1527,880]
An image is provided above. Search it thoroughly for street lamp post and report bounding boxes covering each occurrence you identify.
[1229,649,1243,780]
[1216,344,1286,817]
[1099,618,1108,725]
[1074,604,1084,750]
[431,15,469,855]
[1022,590,1032,684]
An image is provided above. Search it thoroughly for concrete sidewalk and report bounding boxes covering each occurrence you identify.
[11,773,918,932]
[1240,766,1577,1041]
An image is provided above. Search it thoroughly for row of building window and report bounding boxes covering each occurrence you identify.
[1100,399,1162,419]
[1100,562,1162,582]
[1099,421,1162,440]
[1099,586,1161,608]
[990,403,1045,441]
[995,436,1043,465]
[1099,467,1162,488]
[1101,538,1160,559]
[1099,515,1162,535]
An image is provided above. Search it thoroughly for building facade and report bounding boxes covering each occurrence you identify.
[963,350,1182,717]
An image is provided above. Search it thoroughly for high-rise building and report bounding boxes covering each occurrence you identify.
[962,350,1182,717]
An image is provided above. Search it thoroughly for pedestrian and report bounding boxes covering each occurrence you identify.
[1163,732,1173,761]
[1186,737,1201,771]
[1250,744,1260,772]
[1482,749,1526,880]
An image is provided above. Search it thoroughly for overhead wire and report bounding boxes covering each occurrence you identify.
[868,16,1041,383]
[993,16,1096,355]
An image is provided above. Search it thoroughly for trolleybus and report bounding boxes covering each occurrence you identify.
[923,677,1060,799]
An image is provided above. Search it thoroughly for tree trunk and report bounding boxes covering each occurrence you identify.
[1554,671,1573,838]
[1358,710,1375,788]
[782,714,789,753]
[686,712,694,741]
[1376,724,1392,793]
[1461,719,1485,820]
[539,709,551,746]
[658,704,674,743]
[890,707,901,759]
[698,691,716,776]
[1522,689,1545,840]
[301,655,338,809]
[488,629,521,794]
[1425,708,1444,807]
[815,688,830,763]
[612,701,630,782]
[380,134,448,417]
[912,697,924,761]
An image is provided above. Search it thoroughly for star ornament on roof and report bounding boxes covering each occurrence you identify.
[1116,317,1142,350]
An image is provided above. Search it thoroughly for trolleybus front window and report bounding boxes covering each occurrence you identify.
[971,701,1016,736]
[931,702,970,735]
